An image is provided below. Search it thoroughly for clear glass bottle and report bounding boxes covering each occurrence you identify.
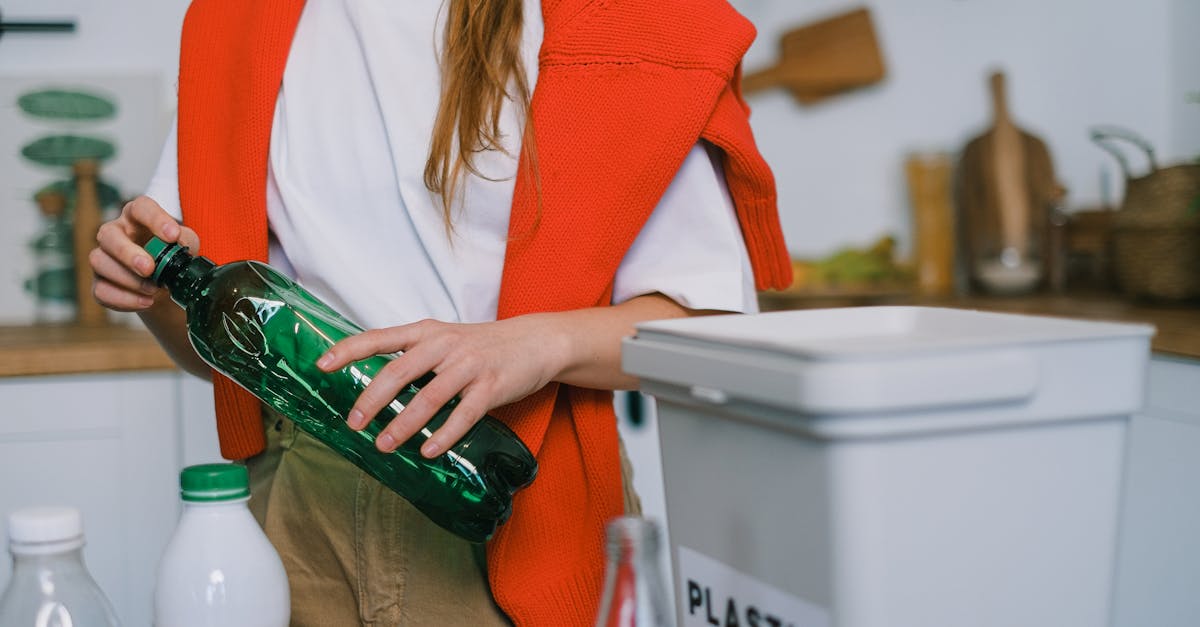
[155,464,289,627]
[0,507,121,627]
[905,151,956,297]
[144,237,537,543]
[595,516,671,627]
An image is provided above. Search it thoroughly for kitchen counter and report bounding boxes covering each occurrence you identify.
[0,323,175,377]
[759,290,1200,360]
[1,292,1195,378]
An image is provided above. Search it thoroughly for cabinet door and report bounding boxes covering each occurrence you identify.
[178,374,222,466]
[0,372,181,627]
[1114,356,1200,627]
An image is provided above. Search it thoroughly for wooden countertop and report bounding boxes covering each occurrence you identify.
[0,324,176,378]
[1,291,1196,378]
[759,290,1200,360]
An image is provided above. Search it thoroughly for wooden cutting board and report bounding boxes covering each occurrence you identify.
[955,71,1062,288]
[742,7,886,105]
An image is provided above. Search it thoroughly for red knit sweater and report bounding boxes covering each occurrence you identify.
[176,0,790,624]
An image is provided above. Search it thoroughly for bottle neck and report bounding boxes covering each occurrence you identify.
[8,546,89,574]
[597,517,670,627]
[182,496,251,509]
[154,247,215,307]
[605,518,660,569]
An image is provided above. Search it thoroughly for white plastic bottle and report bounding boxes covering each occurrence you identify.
[0,506,122,626]
[154,463,289,627]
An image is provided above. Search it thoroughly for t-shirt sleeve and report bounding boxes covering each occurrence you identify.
[143,115,183,221]
[611,141,759,313]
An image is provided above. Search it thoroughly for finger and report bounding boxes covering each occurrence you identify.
[175,225,201,252]
[118,197,189,277]
[347,347,438,429]
[95,220,156,278]
[89,247,159,296]
[124,196,183,242]
[319,324,426,372]
[93,277,155,311]
[375,367,470,453]
[419,391,490,458]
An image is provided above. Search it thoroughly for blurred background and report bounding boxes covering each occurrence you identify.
[736,0,1197,259]
[1,0,1198,321]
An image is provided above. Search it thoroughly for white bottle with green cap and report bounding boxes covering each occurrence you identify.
[154,464,289,626]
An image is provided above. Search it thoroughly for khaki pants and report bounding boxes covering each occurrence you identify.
[245,406,641,626]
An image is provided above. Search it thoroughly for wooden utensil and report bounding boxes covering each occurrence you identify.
[742,7,886,105]
[987,73,1035,258]
[955,70,1062,294]
[72,159,109,327]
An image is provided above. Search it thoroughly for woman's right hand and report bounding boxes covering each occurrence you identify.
[90,196,200,312]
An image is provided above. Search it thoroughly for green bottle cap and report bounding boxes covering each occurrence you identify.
[144,236,169,260]
[143,236,182,283]
[179,463,251,502]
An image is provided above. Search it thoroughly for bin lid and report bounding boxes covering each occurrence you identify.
[622,306,1153,416]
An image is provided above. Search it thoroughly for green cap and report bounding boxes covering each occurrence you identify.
[180,463,251,502]
[143,236,183,283]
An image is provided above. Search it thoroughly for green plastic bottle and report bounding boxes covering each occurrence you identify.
[144,237,537,543]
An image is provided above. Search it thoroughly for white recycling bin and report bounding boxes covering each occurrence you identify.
[621,306,1153,627]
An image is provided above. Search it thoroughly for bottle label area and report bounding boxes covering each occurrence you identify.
[678,546,829,627]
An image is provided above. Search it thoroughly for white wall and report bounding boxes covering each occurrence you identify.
[731,0,1186,257]
[0,0,189,323]
[0,0,188,102]
[1169,0,1200,160]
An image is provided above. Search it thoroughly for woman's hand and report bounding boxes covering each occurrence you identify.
[91,196,200,311]
[318,293,692,458]
[90,196,211,379]
[316,316,571,458]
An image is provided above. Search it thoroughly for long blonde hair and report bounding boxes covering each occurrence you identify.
[424,0,537,227]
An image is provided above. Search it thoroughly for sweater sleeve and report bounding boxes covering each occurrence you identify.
[612,141,758,313]
[144,115,183,222]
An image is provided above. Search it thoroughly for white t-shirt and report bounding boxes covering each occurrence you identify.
[145,0,756,330]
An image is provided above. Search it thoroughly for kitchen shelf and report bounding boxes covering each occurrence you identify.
[0,323,175,378]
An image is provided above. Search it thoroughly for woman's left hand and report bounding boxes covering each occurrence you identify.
[316,316,570,457]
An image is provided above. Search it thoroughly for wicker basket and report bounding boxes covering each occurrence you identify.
[1112,221,1200,301]
[1093,127,1200,301]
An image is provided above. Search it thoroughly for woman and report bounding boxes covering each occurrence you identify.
[90,0,790,624]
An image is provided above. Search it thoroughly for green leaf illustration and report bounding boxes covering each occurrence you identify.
[18,88,117,121]
[21,135,116,166]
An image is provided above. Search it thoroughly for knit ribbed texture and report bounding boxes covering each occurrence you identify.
[177,0,306,459]
[176,0,790,624]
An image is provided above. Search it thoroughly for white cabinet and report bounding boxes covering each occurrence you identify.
[0,371,220,627]
[1,353,1195,626]
[1114,355,1200,627]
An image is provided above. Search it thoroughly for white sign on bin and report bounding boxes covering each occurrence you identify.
[678,545,830,627]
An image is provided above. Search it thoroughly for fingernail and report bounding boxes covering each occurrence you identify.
[377,433,395,452]
[135,255,153,274]
[347,408,364,428]
[138,296,154,308]
[141,281,159,295]
[163,222,179,239]
[421,441,440,458]
[317,353,334,369]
